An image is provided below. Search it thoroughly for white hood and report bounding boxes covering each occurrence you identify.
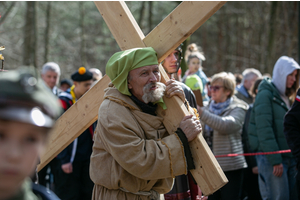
[272,56,300,96]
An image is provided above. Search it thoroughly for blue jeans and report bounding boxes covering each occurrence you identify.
[256,155,297,200]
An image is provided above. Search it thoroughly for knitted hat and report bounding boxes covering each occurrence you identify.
[71,67,93,82]
[106,47,158,96]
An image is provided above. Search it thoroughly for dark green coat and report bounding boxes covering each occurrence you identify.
[248,77,293,166]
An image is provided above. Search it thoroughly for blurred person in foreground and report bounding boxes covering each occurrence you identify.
[0,67,61,200]
[197,72,248,200]
[90,47,202,200]
[248,56,300,200]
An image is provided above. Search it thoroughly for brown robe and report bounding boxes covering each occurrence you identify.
[90,86,187,200]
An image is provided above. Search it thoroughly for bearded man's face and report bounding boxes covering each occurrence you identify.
[142,82,166,103]
[128,65,165,103]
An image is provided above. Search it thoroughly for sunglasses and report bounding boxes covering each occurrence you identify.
[209,85,224,91]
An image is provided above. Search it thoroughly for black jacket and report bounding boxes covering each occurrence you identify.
[57,89,94,164]
[284,88,300,168]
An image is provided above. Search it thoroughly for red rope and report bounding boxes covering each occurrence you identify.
[215,149,291,158]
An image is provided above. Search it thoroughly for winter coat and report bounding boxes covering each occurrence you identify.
[284,88,300,166]
[58,89,94,164]
[248,77,293,166]
[200,96,248,172]
[90,86,188,200]
[235,85,253,105]
[248,56,300,166]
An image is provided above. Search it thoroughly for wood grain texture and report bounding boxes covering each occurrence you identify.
[143,1,227,63]
[94,1,145,50]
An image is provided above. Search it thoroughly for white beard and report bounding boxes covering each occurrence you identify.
[142,82,166,103]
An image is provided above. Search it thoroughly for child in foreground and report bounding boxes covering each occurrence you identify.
[0,67,61,200]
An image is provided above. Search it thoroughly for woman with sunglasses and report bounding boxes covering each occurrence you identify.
[197,72,249,200]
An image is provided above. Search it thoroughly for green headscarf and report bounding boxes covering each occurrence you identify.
[106,47,158,96]
[106,47,166,109]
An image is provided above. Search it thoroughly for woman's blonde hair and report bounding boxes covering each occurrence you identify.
[211,72,236,98]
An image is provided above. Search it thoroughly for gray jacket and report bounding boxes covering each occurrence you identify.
[200,96,248,172]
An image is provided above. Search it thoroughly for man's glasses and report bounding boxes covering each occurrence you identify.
[209,85,224,92]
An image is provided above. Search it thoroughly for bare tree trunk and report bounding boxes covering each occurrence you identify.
[148,1,153,33]
[0,2,16,25]
[138,1,145,30]
[44,2,51,63]
[282,2,291,56]
[23,1,37,68]
[235,14,241,71]
[287,2,298,57]
[80,2,87,67]
[257,2,266,73]
[224,8,230,73]
[202,23,207,59]
[217,8,224,72]
[266,1,278,74]
[181,37,190,77]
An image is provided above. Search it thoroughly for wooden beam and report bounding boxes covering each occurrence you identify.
[94,1,145,50]
[143,1,227,63]
[158,65,227,195]
[38,1,228,195]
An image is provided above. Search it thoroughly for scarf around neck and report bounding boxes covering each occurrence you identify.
[205,97,232,133]
[130,94,158,116]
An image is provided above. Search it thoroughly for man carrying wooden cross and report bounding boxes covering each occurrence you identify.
[90,47,202,200]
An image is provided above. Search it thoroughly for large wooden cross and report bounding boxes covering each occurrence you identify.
[38,1,228,195]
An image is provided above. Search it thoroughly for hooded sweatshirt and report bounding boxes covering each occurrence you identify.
[272,56,300,107]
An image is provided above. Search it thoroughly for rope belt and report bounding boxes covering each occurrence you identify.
[119,187,160,200]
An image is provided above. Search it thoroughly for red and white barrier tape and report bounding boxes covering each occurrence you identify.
[215,149,291,158]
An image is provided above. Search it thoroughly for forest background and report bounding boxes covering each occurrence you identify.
[0,1,298,80]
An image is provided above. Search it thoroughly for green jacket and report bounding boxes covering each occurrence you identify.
[248,77,293,166]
